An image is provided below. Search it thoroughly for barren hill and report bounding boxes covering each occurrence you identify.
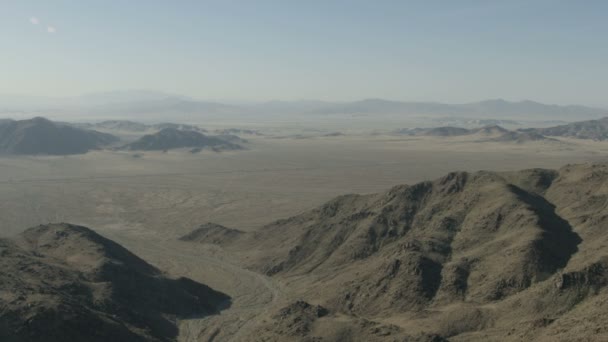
[471,125,510,136]
[392,125,556,144]
[123,128,242,151]
[187,164,608,341]
[179,222,244,245]
[393,126,471,137]
[418,126,471,137]
[0,223,229,342]
[488,130,553,143]
[523,117,608,140]
[0,117,118,155]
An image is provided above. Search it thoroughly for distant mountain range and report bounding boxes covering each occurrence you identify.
[3,115,607,158]
[0,117,118,155]
[252,98,607,119]
[1,91,606,121]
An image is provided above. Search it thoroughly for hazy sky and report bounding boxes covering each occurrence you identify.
[1,1,607,105]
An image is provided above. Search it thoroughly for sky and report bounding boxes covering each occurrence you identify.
[1,0,607,106]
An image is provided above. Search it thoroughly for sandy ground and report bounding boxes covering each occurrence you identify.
[1,134,607,341]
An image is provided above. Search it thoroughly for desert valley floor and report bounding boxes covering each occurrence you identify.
[2,133,608,341]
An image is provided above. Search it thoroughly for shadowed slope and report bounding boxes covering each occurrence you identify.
[0,223,229,342]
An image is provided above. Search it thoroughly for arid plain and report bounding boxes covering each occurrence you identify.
[2,129,608,341]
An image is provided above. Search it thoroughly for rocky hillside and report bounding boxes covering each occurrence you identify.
[0,117,118,155]
[190,164,608,341]
[0,223,229,342]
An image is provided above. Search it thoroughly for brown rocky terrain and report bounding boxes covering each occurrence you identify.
[252,300,448,342]
[0,223,229,342]
[187,163,608,341]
